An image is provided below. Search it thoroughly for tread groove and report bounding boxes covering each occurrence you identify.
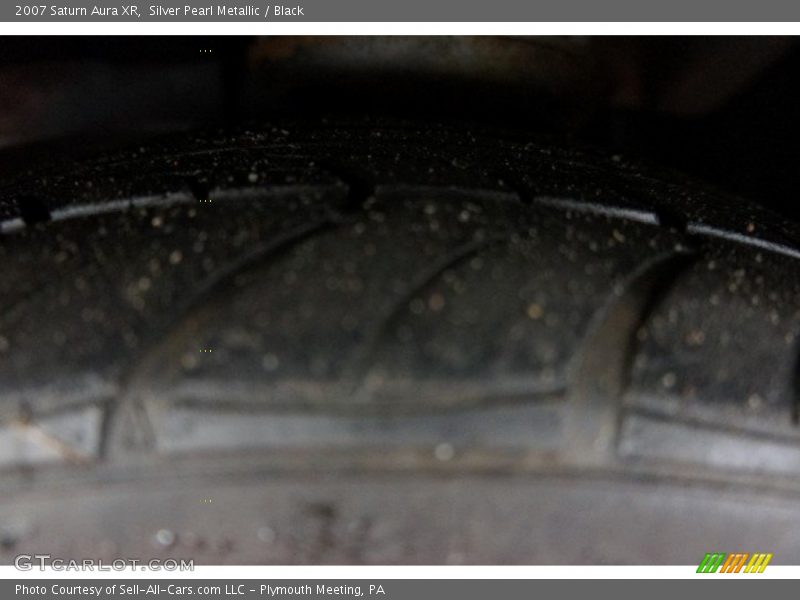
[565,250,698,466]
[348,235,504,397]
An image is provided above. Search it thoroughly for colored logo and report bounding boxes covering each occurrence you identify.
[697,553,772,573]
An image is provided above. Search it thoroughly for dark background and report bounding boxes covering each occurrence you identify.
[1,36,798,221]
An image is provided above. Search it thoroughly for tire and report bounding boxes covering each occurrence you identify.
[0,119,799,564]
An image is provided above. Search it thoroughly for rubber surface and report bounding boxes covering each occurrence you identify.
[0,120,799,564]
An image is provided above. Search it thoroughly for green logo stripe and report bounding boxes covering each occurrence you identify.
[697,553,726,573]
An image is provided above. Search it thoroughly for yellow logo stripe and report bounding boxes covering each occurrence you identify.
[745,554,762,573]
[744,553,773,573]
[757,554,773,573]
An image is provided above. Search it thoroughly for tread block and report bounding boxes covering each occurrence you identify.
[0,186,344,414]
[626,247,800,439]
